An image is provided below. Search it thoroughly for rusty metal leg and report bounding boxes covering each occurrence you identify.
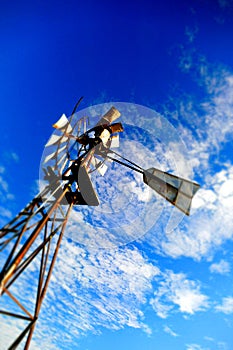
[0,188,73,349]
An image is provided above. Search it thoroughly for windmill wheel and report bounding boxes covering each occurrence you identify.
[39,104,123,206]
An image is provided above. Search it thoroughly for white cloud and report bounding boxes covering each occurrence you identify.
[0,206,12,218]
[163,324,179,337]
[3,151,20,163]
[209,260,230,274]
[0,176,9,193]
[146,55,233,260]
[33,241,160,348]
[0,206,12,227]
[178,51,233,159]
[0,317,59,350]
[0,166,5,174]
[11,152,19,162]
[154,163,233,260]
[150,271,209,318]
[185,26,199,43]
[0,158,16,204]
[0,235,160,349]
[215,297,233,314]
[186,344,207,350]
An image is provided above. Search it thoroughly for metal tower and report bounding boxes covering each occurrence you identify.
[0,100,200,349]
[0,186,72,349]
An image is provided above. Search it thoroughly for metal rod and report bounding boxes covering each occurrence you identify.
[5,225,62,292]
[0,189,67,291]
[8,319,37,350]
[3,288,33,319]
[24,204,73,349]
[0,310,32,321]
[106,155,144,174]
[108,149,144,170]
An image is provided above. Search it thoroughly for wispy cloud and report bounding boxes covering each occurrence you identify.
[150,271,209,318]
[185,26,199,43]
[155,163,233,260]
[163,324,179,337]
[209,260,230,274]
[32,241,160,348]
[0,157,16,225]
[0,166,5,174]
[186,344,206,350]
[215,296,233,314]
[146,50,233,260]
[3,151,20,163]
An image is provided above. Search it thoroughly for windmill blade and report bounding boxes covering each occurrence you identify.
[96,106,121,126]
[43,113,80,170]
[43,144,67,164]
[90,156,108,176]
[97,162,108,176]
[45,134,69,147]
[43,107,121,196]
[57,152,68,166]
[110,134,119,148]
[143,168,200,216]
[53,113,73,133]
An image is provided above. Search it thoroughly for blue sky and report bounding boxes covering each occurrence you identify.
[1,0,233,349]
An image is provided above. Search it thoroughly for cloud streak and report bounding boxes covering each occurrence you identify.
[215,297,233,314]
[145,52,233,260]
[209,259,230,274]
[150,271,209,318]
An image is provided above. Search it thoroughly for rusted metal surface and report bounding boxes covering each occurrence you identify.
[0,186,72,349]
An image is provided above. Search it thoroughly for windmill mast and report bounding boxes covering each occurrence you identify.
[0,186,73,349]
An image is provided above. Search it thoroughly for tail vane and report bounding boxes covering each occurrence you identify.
[143,168,200,215]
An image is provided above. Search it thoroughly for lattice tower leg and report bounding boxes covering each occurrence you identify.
[0,187,72,349]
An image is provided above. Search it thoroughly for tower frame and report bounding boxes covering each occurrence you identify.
[0,186,72,349]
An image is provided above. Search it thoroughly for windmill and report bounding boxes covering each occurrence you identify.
[0,99,200,349]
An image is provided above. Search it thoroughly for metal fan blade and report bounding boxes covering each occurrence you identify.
[43,144,67,164]
[57,152,68,166]
[43,152,57,164]
[45,134,69,147]
[91,156,108,176]
[110,134,119,148]
[143,167,200,216]
[53,113,73,133]
[58,156,70,174]
[98,162,108,176]
[96,106,121,126]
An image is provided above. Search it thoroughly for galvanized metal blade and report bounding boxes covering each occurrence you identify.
[53,113,72,133]
[110,134,120,148]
